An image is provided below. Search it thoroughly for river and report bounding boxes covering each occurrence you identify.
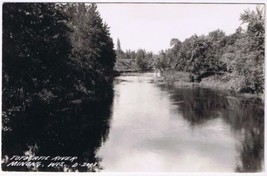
[97,73,264,172]
[2,73,264,172]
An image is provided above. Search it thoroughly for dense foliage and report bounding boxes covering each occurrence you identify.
[2,3,116,116]
[157,6,265,93]
[65,3,116,97]
[115,45,154,72]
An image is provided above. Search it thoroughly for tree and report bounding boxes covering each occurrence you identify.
[228,6,264,93]
[66,3,116,96]
[2,3,117,119]
[168,38,182,68]
[135,49,147,71]
[117,38,122,51]
[208,29,225,41]
[170,38,182,48]
[2,4,117,171]
[3,3,72,114]
[189,36,213,81]
[116,38,124,59]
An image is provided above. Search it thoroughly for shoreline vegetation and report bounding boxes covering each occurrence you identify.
[115,6,264,99]
[161,70,264,100]
[114,70,264,100]
[3,3,116,119]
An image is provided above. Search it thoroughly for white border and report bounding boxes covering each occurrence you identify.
[0,0,266,176]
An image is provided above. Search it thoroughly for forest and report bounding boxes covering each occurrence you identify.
[3,3,116,120]
[116,6,264,94]
[2,4,265,123]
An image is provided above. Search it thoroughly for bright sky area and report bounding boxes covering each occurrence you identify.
[97,3,261,54]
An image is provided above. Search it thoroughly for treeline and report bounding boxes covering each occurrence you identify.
[157,6,264,93]
[115,39,154,71]
[3,3,116,116]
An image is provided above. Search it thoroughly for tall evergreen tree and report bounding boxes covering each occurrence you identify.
[117,38,122,51]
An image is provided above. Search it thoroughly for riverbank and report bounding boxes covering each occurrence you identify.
[161,70,264,100]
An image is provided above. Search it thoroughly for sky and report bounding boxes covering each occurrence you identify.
[97,3,261,54]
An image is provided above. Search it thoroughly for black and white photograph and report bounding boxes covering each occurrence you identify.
[1,0,265,173]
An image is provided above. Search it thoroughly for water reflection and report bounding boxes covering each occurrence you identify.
[159,84,264,172]
[97,73,263,172]
[2,73,264,172]
[2,86,114,172]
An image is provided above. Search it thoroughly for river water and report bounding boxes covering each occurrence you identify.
[97,73,264,172]
[2,73,264,172]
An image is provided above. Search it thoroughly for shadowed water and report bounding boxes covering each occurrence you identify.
[2,86,114,172]
[2,73,264,172]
